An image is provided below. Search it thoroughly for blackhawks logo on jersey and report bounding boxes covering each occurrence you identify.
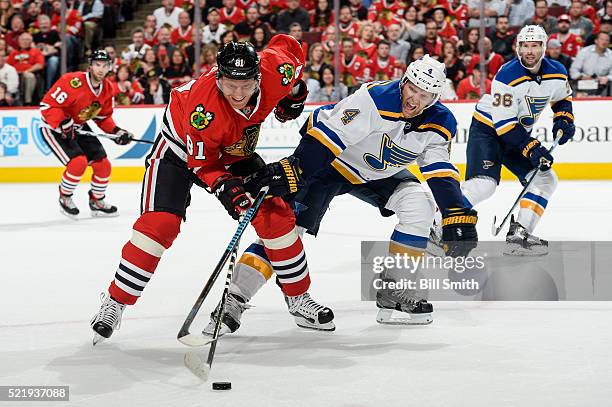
[190,104,215,130]
[224,124,261,156]
[277,63,295,86]
[78,101,102,121]
[70,77,82,89]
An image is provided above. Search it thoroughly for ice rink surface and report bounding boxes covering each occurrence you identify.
[1,180,611,407]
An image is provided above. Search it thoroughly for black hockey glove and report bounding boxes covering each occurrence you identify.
[441,208,478,257]
[519,137,554,171]
[212,175,252,220]
[274,79,308,123]
[244,156,304,197]
[552,118,575,145]
[59,118,75,140]
[112,126,134,145]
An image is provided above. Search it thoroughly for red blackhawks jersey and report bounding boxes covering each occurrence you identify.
[40,72,116,133]
[170,25,193,46]
[367,0,406,27]
[160,35,305,187]
[220,7,244,27]
[368,56,402,81]
[340,54,370,86]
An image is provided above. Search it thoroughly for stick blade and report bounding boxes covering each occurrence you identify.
[178,332,215,347]
[184,351,211,380]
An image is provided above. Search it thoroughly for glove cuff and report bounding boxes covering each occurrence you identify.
[553,111,574,122]
[520,138,540,159]
[286,80,308,101]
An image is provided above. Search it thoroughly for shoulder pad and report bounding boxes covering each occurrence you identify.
[415,102,457,141]
[366,80,403,121]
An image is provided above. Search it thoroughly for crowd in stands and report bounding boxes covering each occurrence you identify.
[0,0,611,107]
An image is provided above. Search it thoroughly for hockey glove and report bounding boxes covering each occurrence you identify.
[59,118,75,140]
[441,208,478,257]
[212,175,252,220]
[274,80,308,123]
[112,126,134,145]
[519,137,554,171]
[552,118,575,145]
[244,156,304,197]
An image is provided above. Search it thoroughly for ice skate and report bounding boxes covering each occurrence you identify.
[59,192,79,220]
[203,293,251,337]
[91,294,126,345]
[504,215,548,256]
[285,292,335,331]
[376,283,433,325]
[89,190,119,217]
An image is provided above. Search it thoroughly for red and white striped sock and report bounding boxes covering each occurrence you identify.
[108,212,182,305]
[262,228,311,297]
[90,158,111,199]
[59,156,87,196]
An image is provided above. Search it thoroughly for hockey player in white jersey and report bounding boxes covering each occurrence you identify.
[204,55,478,334]
[462,25,575,255]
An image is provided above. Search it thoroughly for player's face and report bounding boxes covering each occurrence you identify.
[518,41,544,68]
[219,77,258,109]
[90,60,111,82]
[401,81,435,118]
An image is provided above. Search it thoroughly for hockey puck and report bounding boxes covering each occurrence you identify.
[212,382,232,391]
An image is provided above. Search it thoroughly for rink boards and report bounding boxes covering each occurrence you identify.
[0,99,611,182]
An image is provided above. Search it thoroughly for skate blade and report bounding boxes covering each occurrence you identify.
[178,333,217,347]
[92,333,106,346]
[60,208,79,220]
[184,351,211,381]
[202,322,230,339]
[295,317,336,332]
[376,308,433,325]
[91,210,120,218]
[503,244,548,257]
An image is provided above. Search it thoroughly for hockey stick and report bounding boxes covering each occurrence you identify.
[78,129,155,144]
[177,186,269,347]
[184,244,240,380]
[491,133,561,237]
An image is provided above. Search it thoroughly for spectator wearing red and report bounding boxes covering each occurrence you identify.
[234,5,261,40]
[550,15,583,58]
[170,11,193,47]
[338,5,359,39]
[199,44,218,75]
[104,46,124,73]
[7,32,44,105]
[220,0,244,28]
[468,37,503,80]
[448,0,468,29]
[368,0,406,28]
[310,0,333,32]
[339,37,369,88]
[321,25,337,55]
[5,14,25,52]
[354,21,377,60]
[491,15,516,62]
[237,0,256,9]
[456,64,491,100]
[153,26,176,67]
[442,40,465,84]
[111,64,144,105]
[423,20,443,59]
[526,0,558,35]
[348,0,368,21]
[369,39,402,81]
[288,22,309,58]
[428,5,458,43]
[143,15,159,46]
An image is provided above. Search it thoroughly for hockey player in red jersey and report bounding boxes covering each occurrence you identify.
[39,50,134,219]
[90,36,335,345]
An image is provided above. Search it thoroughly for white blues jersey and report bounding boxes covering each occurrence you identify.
[473,57,573,144]
[305,80,464,212]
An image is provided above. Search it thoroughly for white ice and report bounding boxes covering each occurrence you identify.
[1,181,611,407]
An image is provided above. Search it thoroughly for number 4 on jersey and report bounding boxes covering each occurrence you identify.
[187,135,206,160]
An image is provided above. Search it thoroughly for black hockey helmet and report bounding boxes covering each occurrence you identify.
[216,41,260,80]
[89,49,112,65]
